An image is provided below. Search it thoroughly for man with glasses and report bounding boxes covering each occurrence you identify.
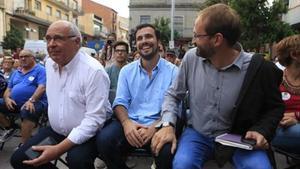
[106,41,129,92]
[11,20,111,169]
[152,4,284,169]
[97,23,178,169]
[0,49,47,146]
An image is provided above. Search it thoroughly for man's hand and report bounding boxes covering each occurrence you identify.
[21,101,35,113]
[151,126,176,156]
[244,131,269,149]
[280,113,298,127]
[122,119,145,148]
[138,125,157,145]
[23,145,61,166]
[4,97,16,111]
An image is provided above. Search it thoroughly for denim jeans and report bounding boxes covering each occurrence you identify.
[173,127,272,169]
[272,124,300,154]
[96,119,173,169]
[10,127,97,169]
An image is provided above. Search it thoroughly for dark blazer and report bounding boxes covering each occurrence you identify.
[215,54,285,166]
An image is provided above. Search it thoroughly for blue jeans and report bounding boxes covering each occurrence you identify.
[173,127,272,169]
[10,127,97,169]
[272,124,300,154]
[96,119,173,169]
[0,98,47,123]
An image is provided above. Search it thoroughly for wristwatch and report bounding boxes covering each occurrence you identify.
[29,97,36,103]
[155,121,175,129]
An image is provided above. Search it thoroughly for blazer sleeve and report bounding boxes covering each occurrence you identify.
[249,61,285,142]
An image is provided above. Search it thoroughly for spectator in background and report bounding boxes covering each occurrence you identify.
[0,49,47,146]
[133,51,141,61]
[11,20,111,169]
[106,41,129,103]
[272,34,300,154]
[13,59,21,70]
[101,33,117,67]
[1,56,15,81]
[97,23,178,169]
[178,45,186,60]
[12,48,22,60]
[165,49,181,66]
[159,43,166,58]
[0,53,4,67]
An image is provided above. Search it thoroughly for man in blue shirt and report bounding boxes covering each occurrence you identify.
[0,49,47,145]
[97,24,178,169]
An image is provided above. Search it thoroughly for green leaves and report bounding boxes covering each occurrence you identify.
[3,26,25,51]
[202,0,297,50]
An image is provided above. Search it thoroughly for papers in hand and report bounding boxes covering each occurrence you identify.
[215,133,254,150]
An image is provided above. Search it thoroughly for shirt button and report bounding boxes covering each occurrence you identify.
[216,87,220,90]
[214,103,217,107]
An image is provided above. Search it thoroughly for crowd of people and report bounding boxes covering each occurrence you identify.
[0,3,298,169]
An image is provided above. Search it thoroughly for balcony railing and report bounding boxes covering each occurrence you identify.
[14,7,36,16]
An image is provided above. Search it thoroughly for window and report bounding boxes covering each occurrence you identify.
[73,0,78,10]
[56,10,61,18]
[46,6,52,16]
[174,16,184,36]
[63,14,69,21]
[140,15,151,24]
[34,0,41,10]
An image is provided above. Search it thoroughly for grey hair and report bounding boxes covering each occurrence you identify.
[68,21,82,43]
[21,49,35,57]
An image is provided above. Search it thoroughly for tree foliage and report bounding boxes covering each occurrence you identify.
[201,0,297,50]
[3,26,25,51]
[153,17,180,47]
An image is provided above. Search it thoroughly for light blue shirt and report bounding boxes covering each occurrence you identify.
[113,58,178,126]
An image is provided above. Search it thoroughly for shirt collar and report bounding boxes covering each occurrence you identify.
[138,56,162,72]
[201,43,245,70]
[51,50,81,72]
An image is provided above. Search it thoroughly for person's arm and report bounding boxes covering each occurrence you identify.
[246,61,285,149]
[22,85,46,112]
[23,138,75,166]
[113,67,145,147]
[4,73,17,110]
[22,67,46,112]
[152,51,190,155]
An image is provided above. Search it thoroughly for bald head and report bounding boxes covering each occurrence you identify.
[46,20,83,66]
[49,20,82,43]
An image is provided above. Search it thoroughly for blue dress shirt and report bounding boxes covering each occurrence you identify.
[113,58,178,126]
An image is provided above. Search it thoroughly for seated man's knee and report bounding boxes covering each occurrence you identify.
[10,149,26,168]
[173,152,201,169]
[96,128,116,154]
[233,150,272,169]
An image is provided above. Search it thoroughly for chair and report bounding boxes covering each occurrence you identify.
[273,146,300,169]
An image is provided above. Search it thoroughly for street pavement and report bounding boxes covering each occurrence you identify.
[0,136,294,169]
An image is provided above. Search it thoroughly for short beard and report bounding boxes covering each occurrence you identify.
[140,46,159,61]
[196,45,215,59]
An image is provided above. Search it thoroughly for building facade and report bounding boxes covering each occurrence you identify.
[129,0,205,46]
[81,0,117,38]
[282,0,300,31]
[2,0,82,42]
[117,15,129,42]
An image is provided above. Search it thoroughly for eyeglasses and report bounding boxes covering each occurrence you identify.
[114,49,127,53]
[193,33,210,39]
[44,35,76,43]
[19,55,32,59]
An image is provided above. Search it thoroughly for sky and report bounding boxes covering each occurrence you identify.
[92,0,130,18]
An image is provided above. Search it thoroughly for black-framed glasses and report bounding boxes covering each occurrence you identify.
[193,33,210,39]
[114,49,127,53]
[44,35,76,43]
[19,55,32,59]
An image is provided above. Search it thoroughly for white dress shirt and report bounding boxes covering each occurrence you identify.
[46,51,112,144]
